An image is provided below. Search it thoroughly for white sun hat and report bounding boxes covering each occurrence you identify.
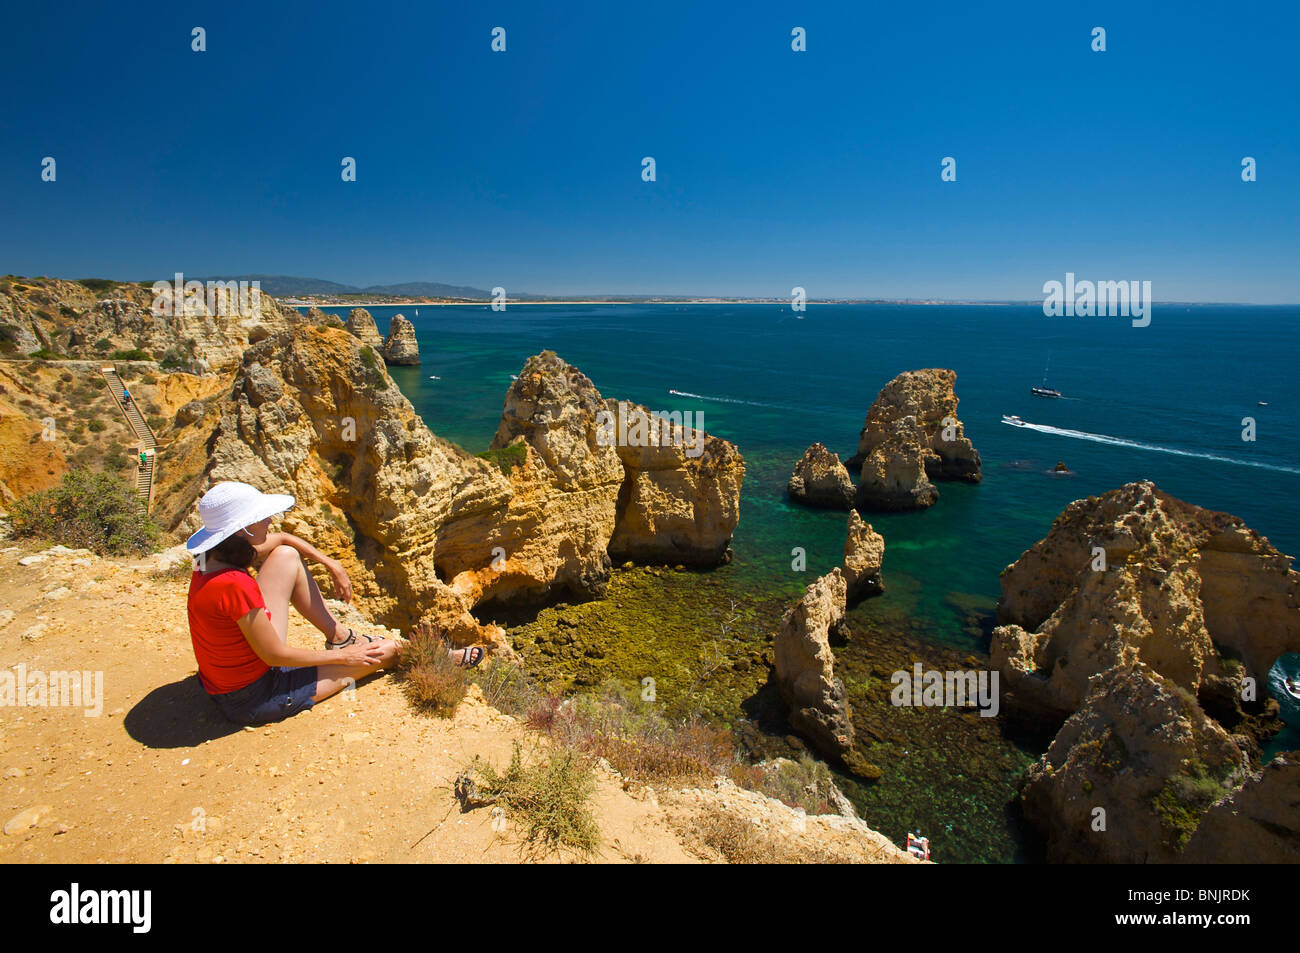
[185,481,295,555]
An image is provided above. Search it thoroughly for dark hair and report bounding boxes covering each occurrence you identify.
[208,532,257,569]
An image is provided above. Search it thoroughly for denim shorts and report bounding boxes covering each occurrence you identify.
[211,666,318,725]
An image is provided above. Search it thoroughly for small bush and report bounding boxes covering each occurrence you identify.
[93,338,111,351]
[9,468,160,556]
[27,348,61,360]
[104,446,131,471]
[87,418,107,433]
[476,441,527,474]
[76,278,116,293]
[462,741,600,856]
[396,623,469,716]
[110,349,151,362]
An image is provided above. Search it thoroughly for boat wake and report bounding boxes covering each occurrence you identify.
[1002,418,1300,475]
[667,388,800,411]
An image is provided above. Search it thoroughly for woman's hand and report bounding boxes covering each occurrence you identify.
[327,559,353,603]
[336,641,385,667]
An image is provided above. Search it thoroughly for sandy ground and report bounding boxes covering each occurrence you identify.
[0,543,913,865]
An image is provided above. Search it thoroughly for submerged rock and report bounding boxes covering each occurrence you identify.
[842,510,885,604]
[774,569,855,761]
[855,416,938,511]
[849,368,981,482]
[383,313,420,365]
[787,443,854,509]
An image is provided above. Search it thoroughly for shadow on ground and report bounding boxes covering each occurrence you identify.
[123,676,243,748]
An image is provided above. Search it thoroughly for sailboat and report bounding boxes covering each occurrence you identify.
[1031,352,1062,398]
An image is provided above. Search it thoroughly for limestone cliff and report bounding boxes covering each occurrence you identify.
[606,400,744,566]
[1020,662,1249,863]
[1183,751,1300,863]
[842,510,885,605]
[156,339,744,653]
[787,443,854,509]
[383,314,420,365]
[992,480,1300,724]
[344,308,385,351]
[849,369,981,482]
[855,415,939,511]
[773,569,855,761]
[0,276,298,373]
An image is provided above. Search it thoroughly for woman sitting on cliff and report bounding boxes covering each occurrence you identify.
[185,481,482,726]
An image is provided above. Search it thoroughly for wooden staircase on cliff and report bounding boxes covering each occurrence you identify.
[101,366,158,510]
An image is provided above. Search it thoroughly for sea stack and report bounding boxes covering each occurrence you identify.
[787,443,854,509]
[991,480,1300,863]
[855,415,939,511]
[344,307,385,351]
[383,313,420,365]
[849,369,981,482]
[842,509,885,604]
[773,569,855,761]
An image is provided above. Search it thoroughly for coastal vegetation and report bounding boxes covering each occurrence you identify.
[9,468,160,556]
[460,741,600,856]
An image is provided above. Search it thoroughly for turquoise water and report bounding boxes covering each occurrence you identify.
[308,303,1300,854]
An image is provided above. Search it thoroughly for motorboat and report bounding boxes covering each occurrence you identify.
[1031,386,1062,398]
[1001,414,1028,427]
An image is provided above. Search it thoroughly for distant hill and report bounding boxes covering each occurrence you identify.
[195,275,493,299]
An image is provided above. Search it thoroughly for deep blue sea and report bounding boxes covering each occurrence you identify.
[308,301,1300,758]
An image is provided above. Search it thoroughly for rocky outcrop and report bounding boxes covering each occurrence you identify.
[773,569,854,760]
[849,369,981,482]
[0,277,299,373]
[1183,751,1300,863]
[992,481,1300,725]
[842,510,885,604]
[383,313,420,365]
[160,340,743,654]
[606,401,744,566]
[855,416,938,511]
[787,443,854,509]
[344,308,384,350]
[1020,662,1248,864]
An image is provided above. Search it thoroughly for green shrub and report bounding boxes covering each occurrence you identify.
[476,441,527,474]
[93,338,111,351]
[27,348,61,360]
[9,468,160,556]
[104,446,131,471]
[76,278,116,293]
[109,349,151,362]
[87,419,107,433]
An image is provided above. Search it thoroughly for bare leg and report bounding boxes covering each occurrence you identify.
[312,646,401,703]
[255,544,346,643]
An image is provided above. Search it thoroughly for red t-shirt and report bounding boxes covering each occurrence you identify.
[187,568,270,694]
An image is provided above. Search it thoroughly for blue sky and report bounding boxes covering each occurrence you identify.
[1,0,1297,301]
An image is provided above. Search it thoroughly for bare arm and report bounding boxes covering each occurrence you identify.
[236,607,379,668]
[254,532,353,602]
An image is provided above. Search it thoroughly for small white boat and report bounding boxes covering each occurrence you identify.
[1285,677,1300,702]
[1258,401,1269,407]
[428,375,440,380]
[1002,414,1028,427]
[510,374,519,381]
